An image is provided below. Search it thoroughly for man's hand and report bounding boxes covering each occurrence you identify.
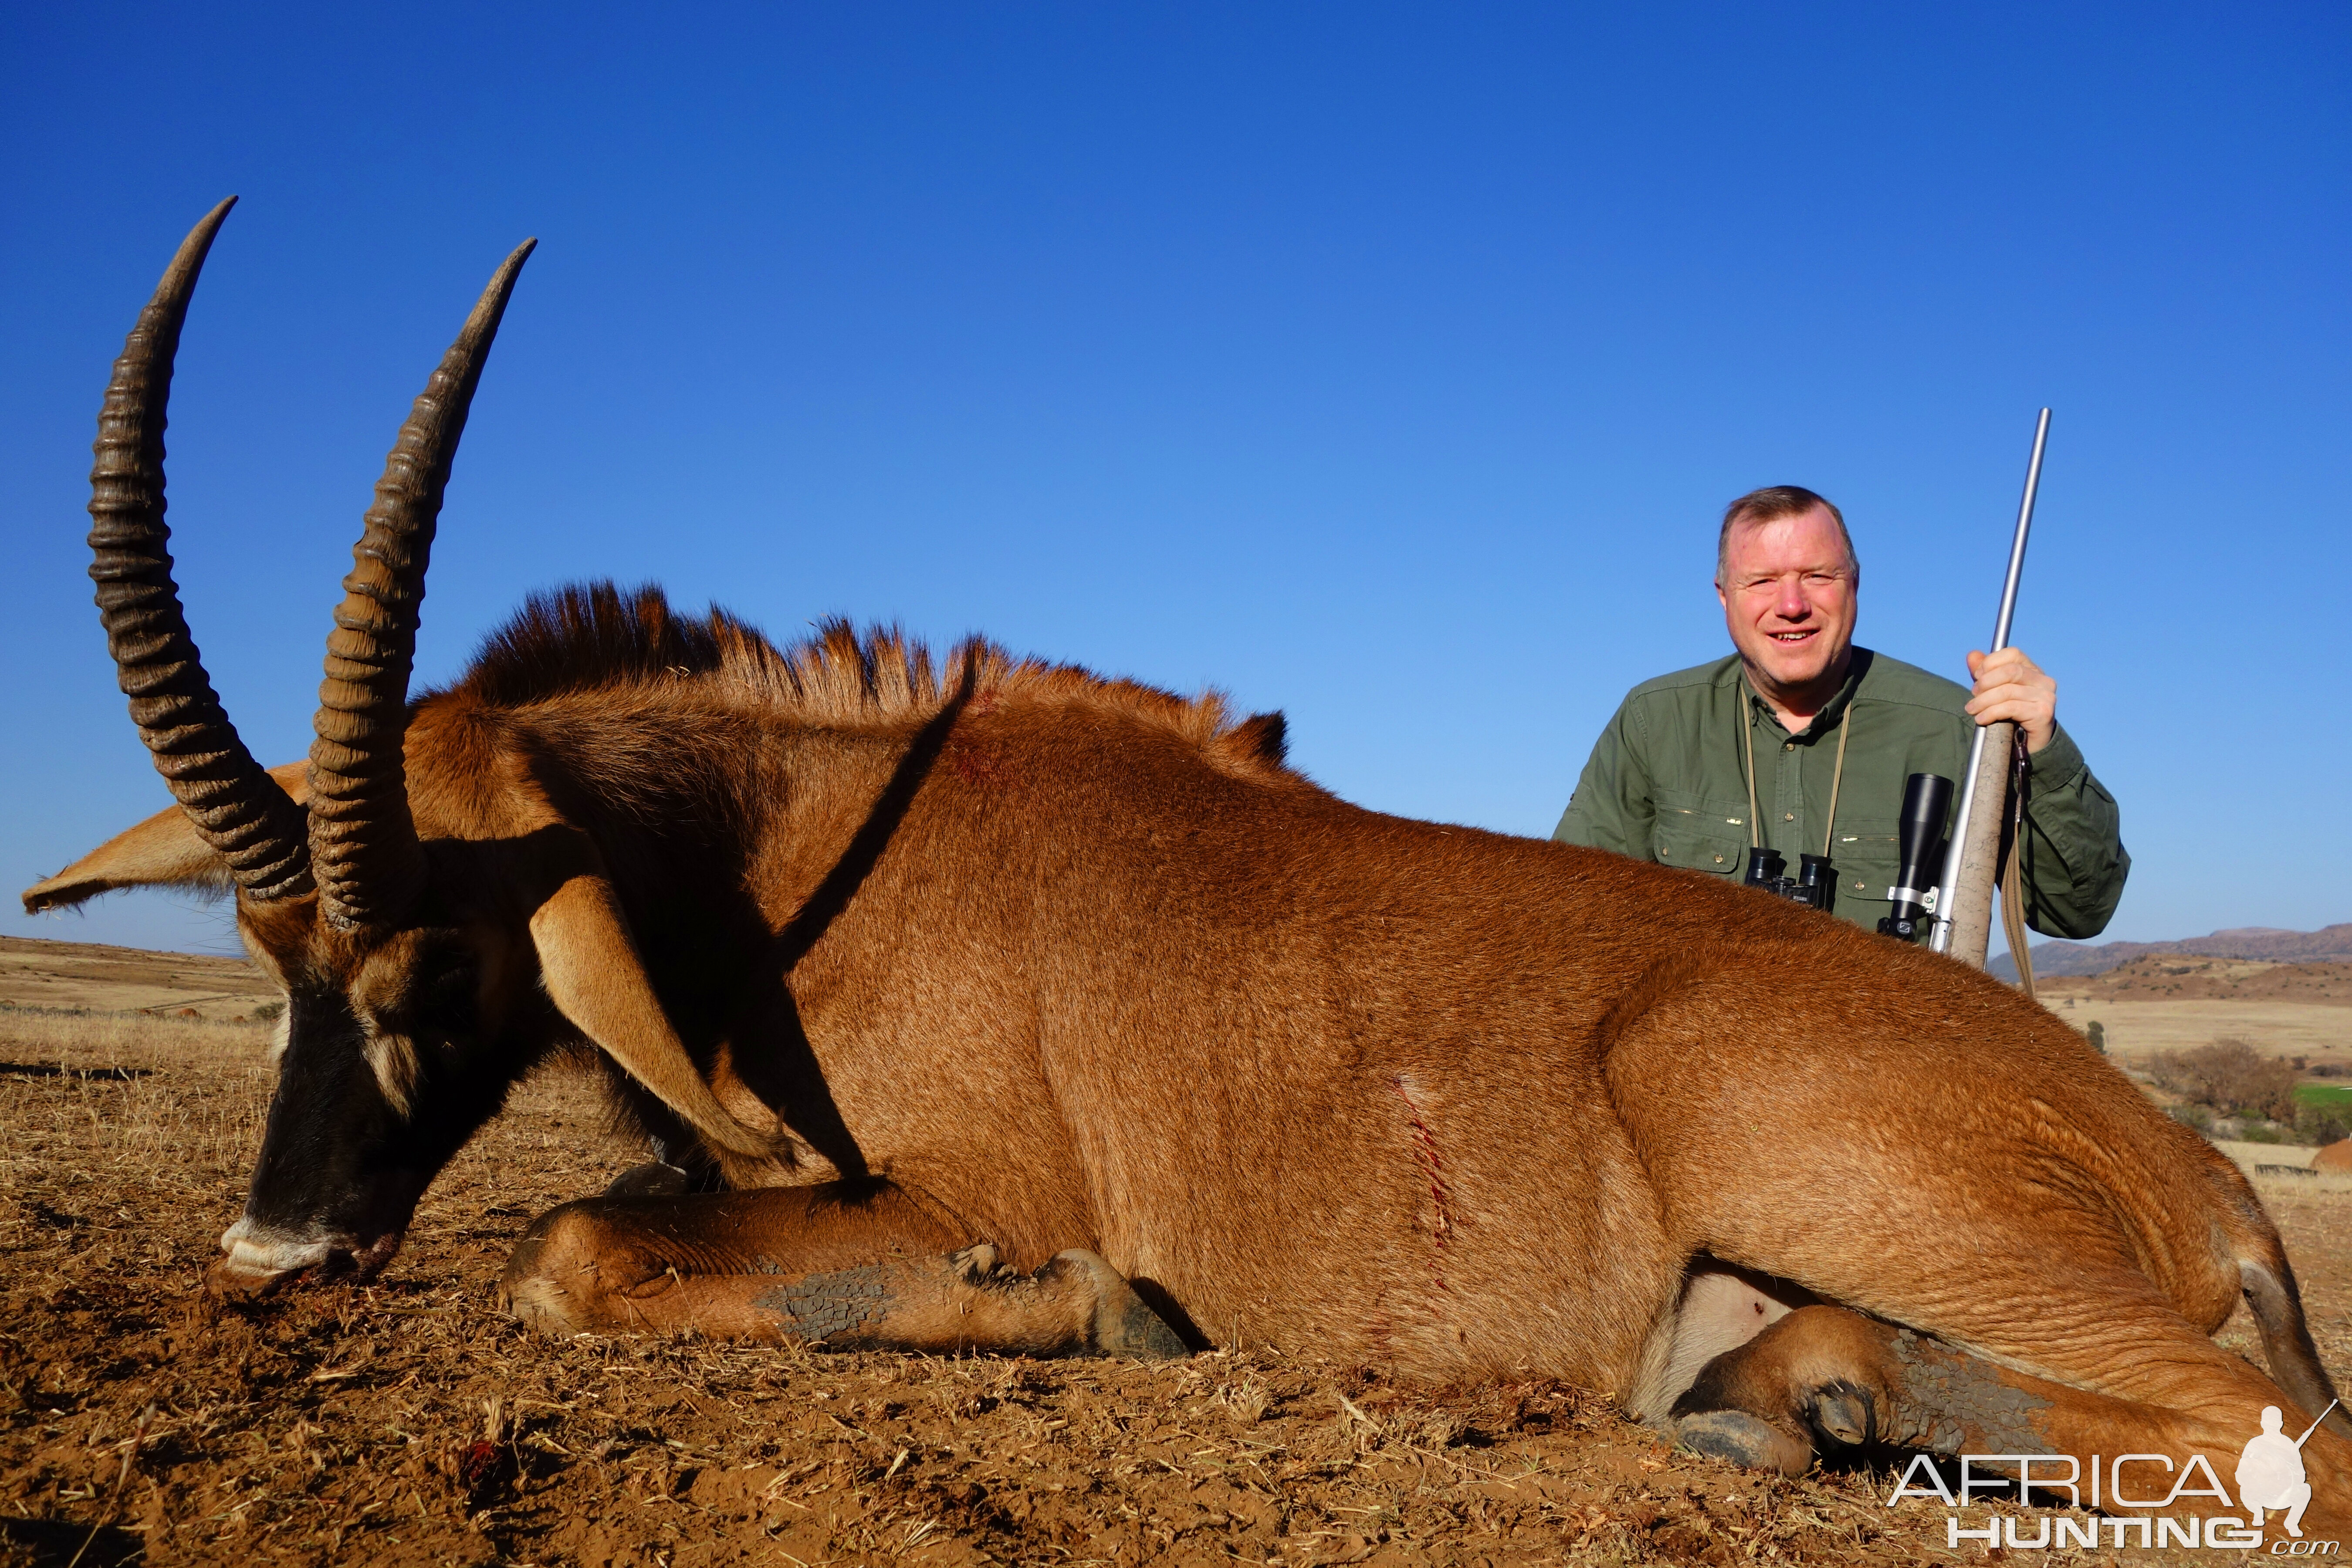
[1965,647,2057,753]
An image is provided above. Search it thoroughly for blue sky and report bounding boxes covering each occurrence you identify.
[4,3,2345,956]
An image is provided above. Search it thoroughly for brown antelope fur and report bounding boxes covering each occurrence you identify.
[28,203,2352,1524]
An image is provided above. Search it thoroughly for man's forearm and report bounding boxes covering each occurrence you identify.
[2014,724,2129,939]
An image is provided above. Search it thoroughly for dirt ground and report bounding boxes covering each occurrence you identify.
[7,945,2352,1565]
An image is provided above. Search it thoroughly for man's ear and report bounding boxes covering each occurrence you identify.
[22,762,308,913]
[527,865,777,1172]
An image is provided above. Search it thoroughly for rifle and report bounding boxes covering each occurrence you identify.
[1928,409,2051,968]
[2296,1400,2340,1448]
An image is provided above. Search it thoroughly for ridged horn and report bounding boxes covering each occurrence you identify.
[88,196,315,903]
[308,238,536,929]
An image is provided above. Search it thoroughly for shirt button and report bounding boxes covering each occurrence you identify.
[1854,880,1865,890]
[1783,812,1795,821]
[1783,741,1795,751]
[1713,854,1725,864]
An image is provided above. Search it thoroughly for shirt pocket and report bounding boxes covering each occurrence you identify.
[1826,817,1904,918]
[1651,791,1752,878]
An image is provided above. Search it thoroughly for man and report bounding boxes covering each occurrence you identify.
[1553,486,2126,939]
[2237,1405,2316,1538]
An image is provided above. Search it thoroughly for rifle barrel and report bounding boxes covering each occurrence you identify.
[1990,408,2051,653]
[1929,408,2051,957]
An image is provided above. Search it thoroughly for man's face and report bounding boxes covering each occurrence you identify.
[1716,506,1858,696]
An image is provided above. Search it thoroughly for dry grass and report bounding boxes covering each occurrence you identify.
[0,1007,274,1219]
[0,936,276,1023]
[2,1007,2345,1565]
[2038,995,2352,1068]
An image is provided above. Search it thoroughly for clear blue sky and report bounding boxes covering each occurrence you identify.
[4,3,2345,956]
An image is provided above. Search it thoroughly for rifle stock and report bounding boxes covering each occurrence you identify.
[1937,720,2014,967]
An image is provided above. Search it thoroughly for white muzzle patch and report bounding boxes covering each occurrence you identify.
[217,1216,340,1278]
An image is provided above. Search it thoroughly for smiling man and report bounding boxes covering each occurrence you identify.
[1553,486,2127,939]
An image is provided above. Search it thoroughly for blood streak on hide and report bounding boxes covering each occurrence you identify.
[1390,1076,1453,1291]
[952,744,1004,784]
[948,689,1009,784]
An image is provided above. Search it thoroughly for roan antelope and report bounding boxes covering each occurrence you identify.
[27,202,2352,1522]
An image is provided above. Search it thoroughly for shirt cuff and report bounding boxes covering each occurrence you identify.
[2028,721,2086,787]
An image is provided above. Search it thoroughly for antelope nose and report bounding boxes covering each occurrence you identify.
[208,1218,337,1298]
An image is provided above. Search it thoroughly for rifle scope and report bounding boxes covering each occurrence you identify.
[1877,772,1954,943]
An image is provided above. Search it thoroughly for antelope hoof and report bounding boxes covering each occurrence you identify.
[499,1204,614,1333]
[1807,1380,1876,1448]
[603,1161,695,1199]
[1050,1249,1189,1360]
[1675,1409,1815,1475]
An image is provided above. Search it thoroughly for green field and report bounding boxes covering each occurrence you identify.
[2297,1083,2352,1108]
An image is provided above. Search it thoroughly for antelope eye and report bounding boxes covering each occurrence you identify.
[416,964,478,1035]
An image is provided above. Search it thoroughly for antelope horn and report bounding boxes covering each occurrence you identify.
[308,240,535,929]
[88,197,314,902]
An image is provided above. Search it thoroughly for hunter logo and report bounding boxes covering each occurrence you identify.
[2241,1404,2331,1538]
[1884,1402,2341,1554]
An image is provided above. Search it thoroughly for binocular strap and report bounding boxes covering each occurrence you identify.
[1737,676,1854,860]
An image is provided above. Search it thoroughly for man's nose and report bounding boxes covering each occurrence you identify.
[1773,576,1812,620]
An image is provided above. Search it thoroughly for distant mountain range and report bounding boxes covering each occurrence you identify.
[1990,923,2352,982]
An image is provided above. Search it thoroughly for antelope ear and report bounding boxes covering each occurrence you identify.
[23,762,308,912]
[528,869,777,1167]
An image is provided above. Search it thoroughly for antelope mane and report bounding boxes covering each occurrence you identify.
[441,582,1292,772]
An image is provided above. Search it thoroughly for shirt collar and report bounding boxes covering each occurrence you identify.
[1738,646,1875,741]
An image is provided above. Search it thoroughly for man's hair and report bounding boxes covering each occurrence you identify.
[1715,485,1859,587]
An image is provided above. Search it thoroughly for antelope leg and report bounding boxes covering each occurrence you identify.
[497,1180,1186,1359]
[1670,1304,2352,1529]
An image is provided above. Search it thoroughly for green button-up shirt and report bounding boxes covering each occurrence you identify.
[1551,648,2129,939]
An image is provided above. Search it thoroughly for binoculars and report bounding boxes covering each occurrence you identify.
[1740,771,1956,941]
[1741,847,1836,909]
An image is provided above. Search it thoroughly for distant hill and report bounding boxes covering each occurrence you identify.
[0,934,272,1021]
[1992,923,2352,982]
[2032,954,2352,1006]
